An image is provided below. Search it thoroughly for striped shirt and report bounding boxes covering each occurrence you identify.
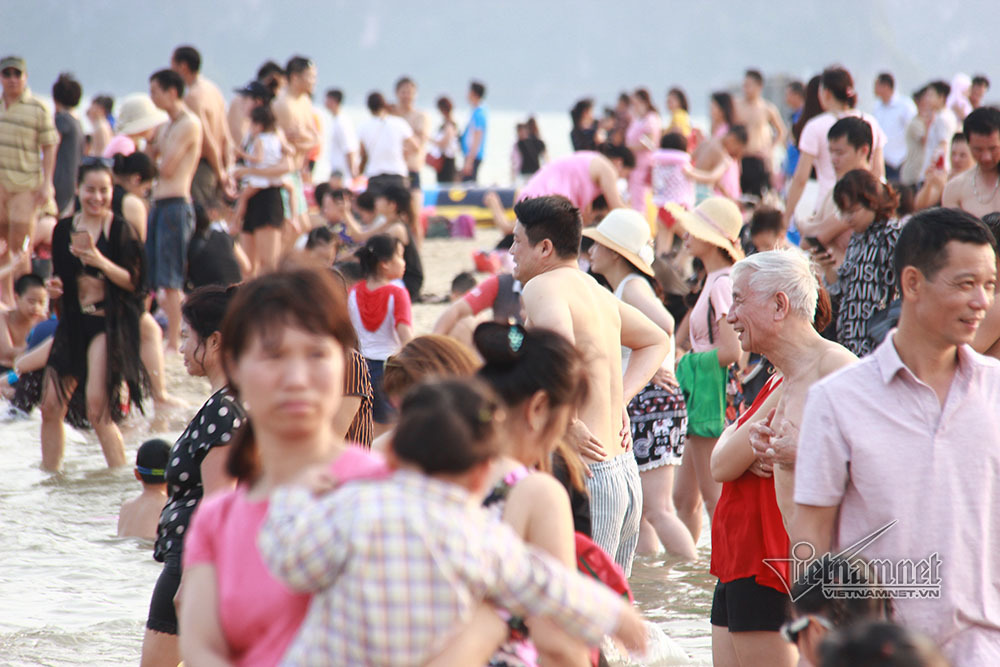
[0,87,58,191]
[259,470,625,667]
[344,348,374,448]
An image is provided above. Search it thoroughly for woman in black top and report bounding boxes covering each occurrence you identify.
[40,160,146,472]
[141,284,243,667]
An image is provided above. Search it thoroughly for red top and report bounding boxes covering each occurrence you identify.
[710,375,790,593]
[463,275,500,314]
[352,280,412,332]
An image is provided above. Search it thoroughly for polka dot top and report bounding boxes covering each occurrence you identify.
[154,387,245,562]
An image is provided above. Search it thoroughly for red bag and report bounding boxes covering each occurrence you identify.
[574,532,633,603]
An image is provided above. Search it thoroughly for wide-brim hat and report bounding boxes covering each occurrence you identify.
[665,197,745,262]
[581,208,655,277]
[116,93,168,136]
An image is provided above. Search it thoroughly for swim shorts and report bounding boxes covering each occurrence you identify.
[740,156,770,198]
[710,576,790,632]
[628,381,687,471]
[585,451,642,578]
[243,187,284,233]
[190,159,222,209]
[146,197,194,290]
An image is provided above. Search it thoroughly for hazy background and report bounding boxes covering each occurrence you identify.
[3,0,998,186]
[3,0,998,115]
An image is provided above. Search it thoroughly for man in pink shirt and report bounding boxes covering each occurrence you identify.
[791,207,1000,665]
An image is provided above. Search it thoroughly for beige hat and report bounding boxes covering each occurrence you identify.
[582,208,655,277]
[116,93,168,136]
[665,197,745,261]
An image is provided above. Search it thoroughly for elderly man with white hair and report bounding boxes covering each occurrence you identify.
[707,249,856,667]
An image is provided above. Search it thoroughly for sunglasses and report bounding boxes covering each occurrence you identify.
[780,615,834,643]
[81,156,114,168]
[1,68,23,78]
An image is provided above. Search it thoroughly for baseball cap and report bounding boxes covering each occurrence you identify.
[234,80,271,100]
[0,56,26,73]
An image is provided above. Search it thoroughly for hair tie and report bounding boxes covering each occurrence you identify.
[508,326,524,353]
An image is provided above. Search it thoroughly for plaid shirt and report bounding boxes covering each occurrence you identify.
[259,469,624,666]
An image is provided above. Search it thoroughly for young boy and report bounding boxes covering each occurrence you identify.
[117,439,170,540]
[260,378,647,665]
[0,274,49,373]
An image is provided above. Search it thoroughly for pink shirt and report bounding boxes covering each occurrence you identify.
[796,336,1000,665]
[797,110,888,203]
[517,151,601,210]
[650,149,694,208]
[625,112,661,152]
[184,447,389,666]
[689,268,732,353]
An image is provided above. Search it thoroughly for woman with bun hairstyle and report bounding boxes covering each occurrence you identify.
[785,66,888,221]
[585,208,697,561]
[474,321,597,666]
[347,234,414,435]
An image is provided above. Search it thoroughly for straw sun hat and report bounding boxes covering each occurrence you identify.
[581,208,655,277]
[115,93,169,136]
[665,197,745,262]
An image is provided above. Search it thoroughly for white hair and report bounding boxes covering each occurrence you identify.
[731,248,818,320]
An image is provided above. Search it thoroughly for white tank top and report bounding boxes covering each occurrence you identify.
[614,273,676,375]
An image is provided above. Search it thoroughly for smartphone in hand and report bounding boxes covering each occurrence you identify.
[805,236,827,253]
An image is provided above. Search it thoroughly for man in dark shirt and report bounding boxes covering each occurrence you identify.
[51,73,84,217]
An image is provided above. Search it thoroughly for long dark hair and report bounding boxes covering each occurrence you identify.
[222,268,357,482]
[793,75,823,145]
[710,91,735,126]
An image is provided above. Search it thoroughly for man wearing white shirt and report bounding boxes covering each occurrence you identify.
[872,72,916,183]
[358,91,417,193]
[323,88,358,181]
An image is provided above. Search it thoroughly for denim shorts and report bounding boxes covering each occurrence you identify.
[146,197,194,290]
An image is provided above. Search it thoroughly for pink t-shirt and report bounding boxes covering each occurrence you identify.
[650,149,694,208]
[796,338,1000,664]
[625,112,662,151]
[102,134,136,159]
[797,110,888,203]
[184,446,390,667]
[688,268,732,353]
[717,158,741,201]
[517,151,601,210]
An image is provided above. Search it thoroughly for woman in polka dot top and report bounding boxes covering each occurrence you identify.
[141,285,244,667]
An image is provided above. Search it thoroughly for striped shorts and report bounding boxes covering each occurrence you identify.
[585,451,643,578]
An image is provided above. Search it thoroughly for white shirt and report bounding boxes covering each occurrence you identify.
[358,114,413,177]
[922,108,958,175]
[326,111,359,178]
[872,94,916,169]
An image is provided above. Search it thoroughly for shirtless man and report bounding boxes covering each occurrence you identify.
[0,273,48,373]
[721,250,855,525]
[797,117,872,268]
[734,70,786,197]
[147,68,202,353]
[392,77,430,189]
[942,106,1000,217]
[274,56,320,238]
[686,125,747,202]
[511,195,668,575]
[170,46,234,207]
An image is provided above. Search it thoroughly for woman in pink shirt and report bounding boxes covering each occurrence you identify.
[625,88,662,211]
[177,268,390,666]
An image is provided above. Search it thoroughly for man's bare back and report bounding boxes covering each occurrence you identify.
[185,77,231,175]
[151,108,202,200]
[522,266,667,460]
[400,108,429,172]
[942,167,1000,218]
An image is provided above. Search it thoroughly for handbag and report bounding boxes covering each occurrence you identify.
[867,298,901,348]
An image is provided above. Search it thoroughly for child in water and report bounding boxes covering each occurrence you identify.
[117,439,170,541]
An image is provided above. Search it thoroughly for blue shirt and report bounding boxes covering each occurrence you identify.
[461,105,487,160]
[784,109,802,178]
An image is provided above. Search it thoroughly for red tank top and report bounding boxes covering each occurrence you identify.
[709,375,790,593]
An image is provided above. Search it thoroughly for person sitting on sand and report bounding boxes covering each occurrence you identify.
[117,439,170,541]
